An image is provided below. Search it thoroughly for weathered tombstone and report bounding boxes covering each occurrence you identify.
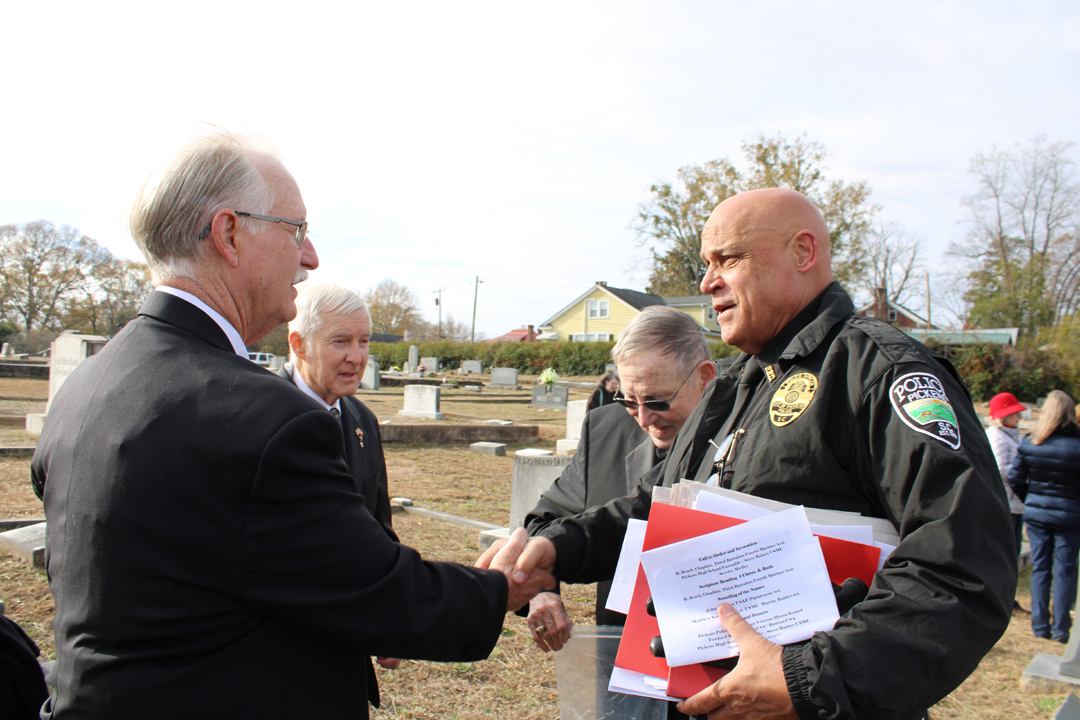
[408,345,419,369]
[1023,573,1080,694]
[1056,693,1080,720]
[0,521,46,568]
[483,419,513,425]
[47,332,109,413]
[420,356,438,373]
[605,363,617,374]
[557,399,589,455]
[361,358,381,390]
[470,441,506,457]
[531,385,569,409]
[0,343,11,357]
[489,368,522,390]
[508,454,573,529]
[461,360,482,375]
[399,385,445,419]
[402,361,412,374]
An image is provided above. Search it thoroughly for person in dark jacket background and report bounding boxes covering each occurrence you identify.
[1010,390,1080,642]
[586,370,619,411]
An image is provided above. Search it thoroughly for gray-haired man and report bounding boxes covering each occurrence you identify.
[523,305,719,651]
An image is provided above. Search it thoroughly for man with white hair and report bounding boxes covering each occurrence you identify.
[280,283,397,541]
[32,133,550,719]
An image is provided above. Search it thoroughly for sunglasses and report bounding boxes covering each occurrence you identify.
[612,364,698,412]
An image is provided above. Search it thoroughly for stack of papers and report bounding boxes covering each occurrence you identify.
[605,485,896,701]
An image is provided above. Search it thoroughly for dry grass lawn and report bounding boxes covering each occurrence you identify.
[0,376,1075,718]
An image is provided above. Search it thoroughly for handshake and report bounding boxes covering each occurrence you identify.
[477,529,559,613]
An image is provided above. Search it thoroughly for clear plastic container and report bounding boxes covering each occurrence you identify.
[554,626,667,720]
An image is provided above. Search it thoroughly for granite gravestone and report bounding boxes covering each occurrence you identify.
[461,360,482,374]
[361,358,380,390]
[531,385,568,409]
[399,385,445,419]
[489,368,522,390]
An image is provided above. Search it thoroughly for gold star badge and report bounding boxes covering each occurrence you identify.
[355,428,364,448]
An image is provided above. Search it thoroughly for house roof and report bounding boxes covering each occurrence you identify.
[539,284,665,327]
[904,328,1019,346]
[371,333,404,344]
[485,327,537,343]
[855,297,933,328]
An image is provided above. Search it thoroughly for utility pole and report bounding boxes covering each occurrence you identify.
[471,276,482,343]
[926,272,932,329]
[434,288,444,339]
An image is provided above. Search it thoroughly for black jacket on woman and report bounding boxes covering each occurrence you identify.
[1010,425,1080,528]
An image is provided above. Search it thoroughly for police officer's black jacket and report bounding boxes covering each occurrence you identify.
[537,283,1016,720]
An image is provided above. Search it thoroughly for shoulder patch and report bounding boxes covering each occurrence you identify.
[770,372,817,427]
[889,372,961,449]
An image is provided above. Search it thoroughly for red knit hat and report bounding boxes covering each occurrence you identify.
[988,392,1026,419]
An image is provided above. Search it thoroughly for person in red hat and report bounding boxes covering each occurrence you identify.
[987,391,1029,612]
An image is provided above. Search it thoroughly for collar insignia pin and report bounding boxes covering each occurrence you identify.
[355,428,364,448]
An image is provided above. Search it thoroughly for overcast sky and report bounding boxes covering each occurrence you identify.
[3,1,1078,337]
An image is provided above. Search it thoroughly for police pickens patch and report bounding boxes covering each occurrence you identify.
[889,372,961,450]
[770,372,817,426]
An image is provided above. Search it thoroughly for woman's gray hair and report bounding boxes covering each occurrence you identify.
[129,132,275,284]
[612,305,710,373]
[1032,389,1080,445]
[288,284,369,363]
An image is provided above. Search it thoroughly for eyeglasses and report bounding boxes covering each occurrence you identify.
[613,364,699,412]
[197,211,308,248]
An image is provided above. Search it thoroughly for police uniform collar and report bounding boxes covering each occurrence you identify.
[755,286,828,369]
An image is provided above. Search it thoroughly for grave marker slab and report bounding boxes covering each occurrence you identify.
[470,442,506,457]
[461,360,482,375]
[0,521,46,568]
[48,333,109,413]
[489,368,522,390]
[509,455,572,529]
[565,400,588,442]
[408,345,419,369]
[399,385,445,419]
[420,356,438,373]
[361,358,381,390]
[531,385,569,409]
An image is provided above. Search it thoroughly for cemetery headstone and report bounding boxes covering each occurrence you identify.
[361,358,381,390]
[408,345,419,369]
[1,343,11,357]
[509,454,573,529]
[489,368,522,390]
[47,333,109,413]
[557,399,589,455]
[605,363,617,374]
[531,385,569,409]
[399,385,445,419]
[470,442,506,457]
[420,356,438,374]
[461,360,482,375]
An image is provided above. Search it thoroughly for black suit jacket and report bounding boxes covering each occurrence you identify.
[277,367,398,542]
[524,403,659,625]
[32,291,507,720]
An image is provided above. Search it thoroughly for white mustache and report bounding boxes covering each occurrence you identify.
[293,268,309,285]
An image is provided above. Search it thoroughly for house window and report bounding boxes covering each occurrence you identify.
[587,300,609,319]
[887,309,898,322]
[571,333,610,342]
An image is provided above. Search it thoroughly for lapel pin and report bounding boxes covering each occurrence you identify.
[356,427,364,448]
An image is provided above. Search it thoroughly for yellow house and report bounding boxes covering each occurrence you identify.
[537,282,726,344]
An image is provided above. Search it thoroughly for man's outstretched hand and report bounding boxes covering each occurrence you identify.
[477,528,557,612]
[676,603,798,719]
